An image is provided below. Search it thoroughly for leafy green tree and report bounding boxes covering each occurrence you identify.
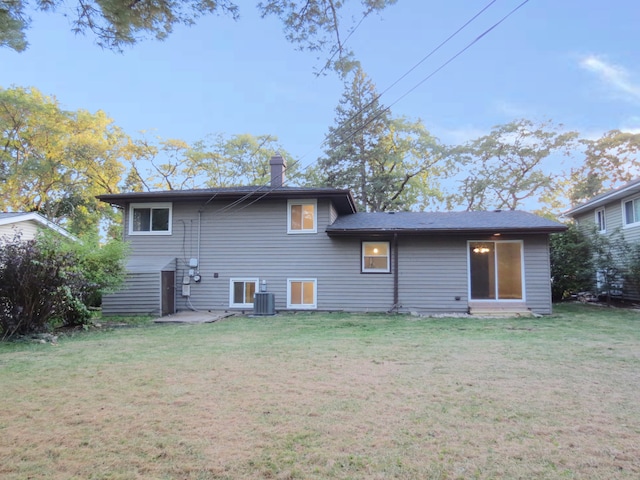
[123,136,198,191]
[124,133,298,190]
[1,0,240,52]
[259,0,398,74]
[549,222,593,301]
[311,67,445,211]
[568,130,640,205]
[2,0,395,72]
[0,86,127,235]
[448,119,578,211]
[195,133,302,187]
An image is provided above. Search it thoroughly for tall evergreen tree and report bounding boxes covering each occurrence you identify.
[312,67,444,211]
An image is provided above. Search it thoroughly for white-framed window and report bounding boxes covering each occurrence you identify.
[595,207,606,232]
[287,199,317,234]
[362,241,390,273]
[229,278,258,308]
[623,197,640,226]
[287,279,317,309]
[129,203,172,235]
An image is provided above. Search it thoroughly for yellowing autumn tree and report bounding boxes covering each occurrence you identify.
[0,86,127,234]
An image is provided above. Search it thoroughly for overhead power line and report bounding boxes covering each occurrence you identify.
[211,0,530,217]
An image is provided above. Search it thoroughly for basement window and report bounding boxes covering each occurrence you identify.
[287,279,317,309]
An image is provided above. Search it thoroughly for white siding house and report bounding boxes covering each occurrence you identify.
[564,178,640,301]
[0,212,74,242]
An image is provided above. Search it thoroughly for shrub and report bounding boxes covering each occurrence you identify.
[38,232,129,308]
[550,223,593,301]
[0,235,91,338]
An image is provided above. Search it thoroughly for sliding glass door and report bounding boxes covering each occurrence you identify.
[469,241,523,300]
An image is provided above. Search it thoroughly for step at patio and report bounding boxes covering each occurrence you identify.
[468,302,532,317]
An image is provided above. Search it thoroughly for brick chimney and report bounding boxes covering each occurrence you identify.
[269,154,286,187]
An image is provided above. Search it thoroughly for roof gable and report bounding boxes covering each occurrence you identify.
[564,178,640,217]
[0,212,75,239]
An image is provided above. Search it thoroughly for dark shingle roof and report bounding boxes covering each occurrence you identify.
[564,178,640,217]
[97,186,358,215]
[326,210,566,236]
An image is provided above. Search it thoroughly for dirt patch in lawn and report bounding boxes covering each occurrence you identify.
[1,309,639,479]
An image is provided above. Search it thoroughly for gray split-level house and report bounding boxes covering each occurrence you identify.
[97,156,566,317]
[564,177,640,301]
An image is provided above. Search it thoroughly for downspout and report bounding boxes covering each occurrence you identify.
[197,209,202,270]
[393,233,399,312]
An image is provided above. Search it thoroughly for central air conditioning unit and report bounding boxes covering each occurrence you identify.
[253,292,275,316]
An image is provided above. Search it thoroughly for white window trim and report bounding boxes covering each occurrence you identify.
[466,240,526,302]
[622,197,640,228]
[362,241,391,273]
[595,207,606,233]
[229,278,259,308]
[287,199,317,234]
[287,278,317,309]
[128,202,172,236]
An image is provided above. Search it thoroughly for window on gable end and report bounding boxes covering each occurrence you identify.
[129,203,172,235]
[624,198,640,226]
[595,207,606,232]
[288,199,317,234]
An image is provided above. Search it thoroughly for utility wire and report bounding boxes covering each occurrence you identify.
[210,0,503,217]
[327,0,531,158]
[212,0,530,218]
[323,0,498,151]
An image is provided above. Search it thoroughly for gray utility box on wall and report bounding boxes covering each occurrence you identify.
[254,292,275,315]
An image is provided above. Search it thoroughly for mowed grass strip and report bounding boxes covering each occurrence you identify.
[1,303,639,479]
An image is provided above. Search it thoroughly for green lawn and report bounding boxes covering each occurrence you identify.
[1,303,639,479]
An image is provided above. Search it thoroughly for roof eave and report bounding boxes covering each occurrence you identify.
[326,226,567,237]
[97,189,358,214]
[564,181,640,217]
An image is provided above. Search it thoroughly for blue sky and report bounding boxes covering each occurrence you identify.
[1,0,639,174]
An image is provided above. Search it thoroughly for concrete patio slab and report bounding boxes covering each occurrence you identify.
[153,311,236,324]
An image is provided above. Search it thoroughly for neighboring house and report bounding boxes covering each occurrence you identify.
[97,156,566,317]
[564,178,640,300]
[0,212,75,242]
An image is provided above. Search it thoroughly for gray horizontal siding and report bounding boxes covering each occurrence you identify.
[523,235,553,315]
[102,272,161,316]
[396,236,469,314]
[114,198,555,315]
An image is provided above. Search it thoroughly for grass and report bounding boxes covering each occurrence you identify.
[1,303,639,479]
